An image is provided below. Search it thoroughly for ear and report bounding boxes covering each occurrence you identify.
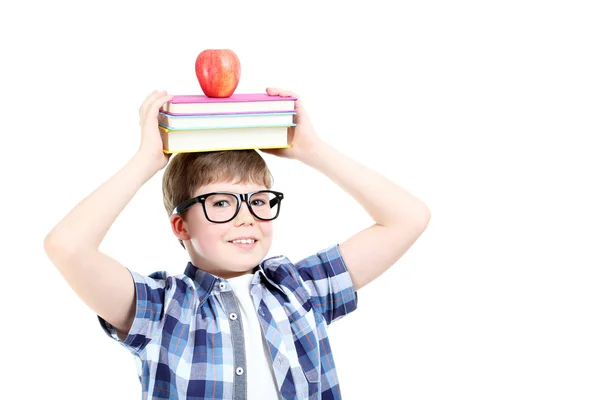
[170,214,191,241]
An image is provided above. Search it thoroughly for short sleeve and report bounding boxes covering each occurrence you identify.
[294,244,358,325]
[98,269,169,354]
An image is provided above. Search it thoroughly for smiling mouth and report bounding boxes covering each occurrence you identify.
[228,239,257,244]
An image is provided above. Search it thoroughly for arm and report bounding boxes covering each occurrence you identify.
[263,88,430,291]
[300,141,430,291]
[44,91,173,336]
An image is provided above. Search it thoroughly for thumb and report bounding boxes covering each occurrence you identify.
[294,99,307,124]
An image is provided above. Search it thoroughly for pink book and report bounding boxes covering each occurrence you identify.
[161,93,298,115]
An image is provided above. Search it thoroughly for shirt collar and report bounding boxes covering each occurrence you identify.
[183,262,218,306]
[183,261,286,306]
[254,263,286,295]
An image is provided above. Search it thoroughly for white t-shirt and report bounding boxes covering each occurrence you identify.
[227,272,281,400]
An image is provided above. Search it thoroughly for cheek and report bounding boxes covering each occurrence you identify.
[189,223,228,254]
[259,222,274,247]
[261,223,274,238]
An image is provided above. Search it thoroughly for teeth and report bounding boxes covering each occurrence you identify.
[232,239,255,244]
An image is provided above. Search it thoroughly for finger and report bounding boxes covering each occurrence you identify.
[142,91,169,119]
[266,87,298,99]
[141,90,168,117]
[139,90,159,115]
[266,87,281,96]
[293,99,306,123]
[141,95,171,128]
[149,94,172,117]
[145,94,172,122]
[280,90,297,98]
[140,90,161,117]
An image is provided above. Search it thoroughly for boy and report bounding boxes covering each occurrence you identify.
[44,88,431,399]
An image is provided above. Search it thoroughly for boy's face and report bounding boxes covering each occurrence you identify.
[175,181,275,279]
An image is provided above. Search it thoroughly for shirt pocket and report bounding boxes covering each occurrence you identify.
[290,308,321,383]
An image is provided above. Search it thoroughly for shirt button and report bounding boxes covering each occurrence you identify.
[219,282,227,290]
[229,313,238,320]
[259,308,265,316]
[236,367,244,375]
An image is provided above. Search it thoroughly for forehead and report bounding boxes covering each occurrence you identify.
[193,181,268,197]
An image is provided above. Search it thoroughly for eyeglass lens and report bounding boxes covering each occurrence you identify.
[204,192,279,222]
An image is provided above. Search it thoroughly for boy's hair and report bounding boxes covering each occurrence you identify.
[162,150,274,248]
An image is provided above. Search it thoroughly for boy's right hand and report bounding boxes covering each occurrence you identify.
[137,90,173,171]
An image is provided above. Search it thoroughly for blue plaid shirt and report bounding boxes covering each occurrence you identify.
[99,244,358,399]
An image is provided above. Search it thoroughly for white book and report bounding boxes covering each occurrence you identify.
[158,111,295,129]
[159,125,291,154]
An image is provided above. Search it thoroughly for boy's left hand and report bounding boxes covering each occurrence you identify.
[260,87,322,161]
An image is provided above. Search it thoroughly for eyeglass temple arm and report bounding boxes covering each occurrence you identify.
[174,197,200,215]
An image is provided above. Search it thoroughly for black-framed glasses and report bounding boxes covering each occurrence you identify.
[173,190,284,223]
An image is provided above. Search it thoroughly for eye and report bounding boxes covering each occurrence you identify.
[251,199,266,206]
[213,200,231,207]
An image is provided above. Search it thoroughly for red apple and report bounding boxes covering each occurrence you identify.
[195,49,241,98]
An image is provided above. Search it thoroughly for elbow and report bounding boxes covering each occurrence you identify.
[407,202,431,229]
[386,202,431,232]
[44,233,65,264]
[417,206,431,237]
[44,230,65,255]
[406,203,431,236]
[411,210,430,237]
[44,232,78,268]
[44,231,59,256]
[421,204,432,227]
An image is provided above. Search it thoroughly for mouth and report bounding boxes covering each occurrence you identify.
[228,238,258,249]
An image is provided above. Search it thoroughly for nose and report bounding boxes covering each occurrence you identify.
[234,202,254,225]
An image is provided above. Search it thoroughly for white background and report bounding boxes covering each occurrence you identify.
[2,0,599,399]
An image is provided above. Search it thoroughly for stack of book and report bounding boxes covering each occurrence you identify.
[158,93,297,153]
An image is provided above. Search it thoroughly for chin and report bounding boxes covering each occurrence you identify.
[229,253,266,270]
[225,241,270,264]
